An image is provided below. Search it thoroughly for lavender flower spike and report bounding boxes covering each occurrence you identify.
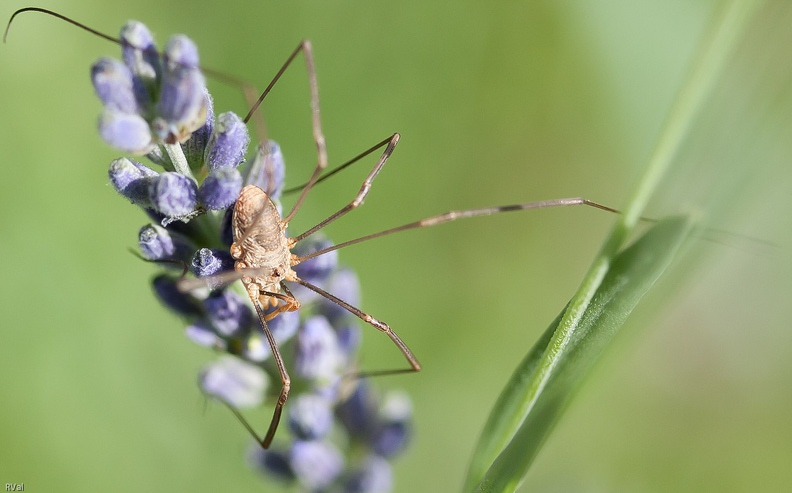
[95,19,414,491]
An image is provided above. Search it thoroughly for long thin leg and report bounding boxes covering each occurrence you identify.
[226,290,292,449]
[282,134,396,195]
[240,40,327,225]
[291,133,400,243]
[295,198,620,264]
[211,294,290,449]
[291,276,421,373]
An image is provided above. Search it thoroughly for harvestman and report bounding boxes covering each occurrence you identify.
[206,42,619,448]
[5,7,621,449]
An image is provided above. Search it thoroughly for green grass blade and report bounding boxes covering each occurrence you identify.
[463,1,762,490]
[471,216,692,492]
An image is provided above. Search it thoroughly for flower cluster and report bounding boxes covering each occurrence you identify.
[92,21,412,492]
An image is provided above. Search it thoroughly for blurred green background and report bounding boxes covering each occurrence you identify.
[2,1,791,491]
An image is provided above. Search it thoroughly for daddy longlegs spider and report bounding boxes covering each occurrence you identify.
[6,7,622,449]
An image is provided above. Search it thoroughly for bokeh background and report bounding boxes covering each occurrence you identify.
[2,1,791,491]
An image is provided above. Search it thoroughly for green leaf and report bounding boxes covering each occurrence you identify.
[463,1,766,490]
[468,216,692,492]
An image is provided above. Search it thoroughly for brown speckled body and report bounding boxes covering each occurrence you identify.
[230,185,295,303]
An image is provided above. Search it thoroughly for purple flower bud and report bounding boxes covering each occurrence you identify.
[266,307,300,344]
[204,289,253,337]
[242,333,271,363]
[191,248,234,278]
[336,323,362,357]
[345,455,394,493]
[138,224,195,264]
[148,172,198,218]
[337,381,378,438]
[371,391,412,458]
[198,167,243,210]
[245,141,285,199]
[288,394,333,440]
[120,21,161,85]
[98,110,153,153]
[108,157,158,206]
[220,208,234,247]
[91,58,139,114]
[372,421,411,458]
[293,237,337,286]
[200,356,267,408]
[154,66,207,144]
[151,274,201,316]
[138,224,174,260]
[249,447,295,483]
[185,321,226,349]
[181,88,214,168]
[163,35,200,70]
[319,268,360,324]
[205,112,250,170]
[243,307,300,363]
[380,391,413,422]
[295,316,343,383]
[290,440,344,490]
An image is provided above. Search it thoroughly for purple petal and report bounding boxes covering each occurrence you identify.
[198,167,243,210]
[345,455,394,493]
[295,316,343,382]
[91,58,139,114]
[200,356,267,408]
[108,157,158,206]
[98,110,153,153]
[290,440,344,490]
[204,289,253,337]
[163,34,200,70]
[244,141,285,199]
[148,172,198,217]
[205,111,250,170]
[151,274,201,316]
[119,20,160,97]
[155,66,207,143]
[288,394,334,440]
[191,248,234,279]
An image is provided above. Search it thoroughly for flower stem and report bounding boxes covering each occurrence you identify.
[164,143,196,182]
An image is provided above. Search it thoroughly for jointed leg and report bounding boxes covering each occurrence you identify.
[296,198,620,263]
[292,275,421,374]
[291,133,401,243]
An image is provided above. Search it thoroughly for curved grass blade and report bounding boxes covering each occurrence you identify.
[471,215,692,492]
[463,1,761,490]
